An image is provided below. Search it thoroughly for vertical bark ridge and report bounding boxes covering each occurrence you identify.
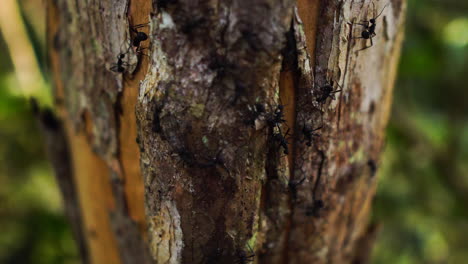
[48,0,154,262]
[287,1,406,263]
[136,0,295,263]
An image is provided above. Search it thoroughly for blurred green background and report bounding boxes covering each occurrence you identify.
[0,0,466,263]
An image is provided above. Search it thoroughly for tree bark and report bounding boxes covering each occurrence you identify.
[45,0,406,263]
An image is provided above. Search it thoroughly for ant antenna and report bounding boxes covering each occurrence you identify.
[333,79,343,91]
[374,3,389,20]
[327,74,343,91]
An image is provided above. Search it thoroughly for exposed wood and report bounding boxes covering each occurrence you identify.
[119,0,152,238]
[296,0,320,65]
[67,125,121,264]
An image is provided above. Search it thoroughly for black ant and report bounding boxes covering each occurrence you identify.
[350,2,388,51]
[110,53,129,73]
[302,123,322,147]
[130,23,149,51]
[273,128,290,155]
[235,246,255,264]
[267,104,286,129]
[316,79,342,103]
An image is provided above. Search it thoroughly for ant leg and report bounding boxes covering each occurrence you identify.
[349,22,369,27]
[313,125,323,132]
[357,45,371,51]
[290,176,306,188]
[136,47,151,57]
[352,36,366,45]
[110,65,119,72]
[357,37,373,51]
[130,23,149,34]
[334,79,344,90]
[132,23,149,28]
[331,89,342,96]
[329,89,342,100]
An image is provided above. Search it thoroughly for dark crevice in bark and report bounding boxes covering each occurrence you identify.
[310,149,326,217]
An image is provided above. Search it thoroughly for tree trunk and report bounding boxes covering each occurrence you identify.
[43,0,406,263]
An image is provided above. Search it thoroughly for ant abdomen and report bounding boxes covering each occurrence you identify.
[361,31,370,39]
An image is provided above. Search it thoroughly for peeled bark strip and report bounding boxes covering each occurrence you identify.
[47,0,406,263]
[32,101,90,264]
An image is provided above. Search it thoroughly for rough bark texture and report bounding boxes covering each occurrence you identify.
[46,0,406,263]
[31,100,90,264]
